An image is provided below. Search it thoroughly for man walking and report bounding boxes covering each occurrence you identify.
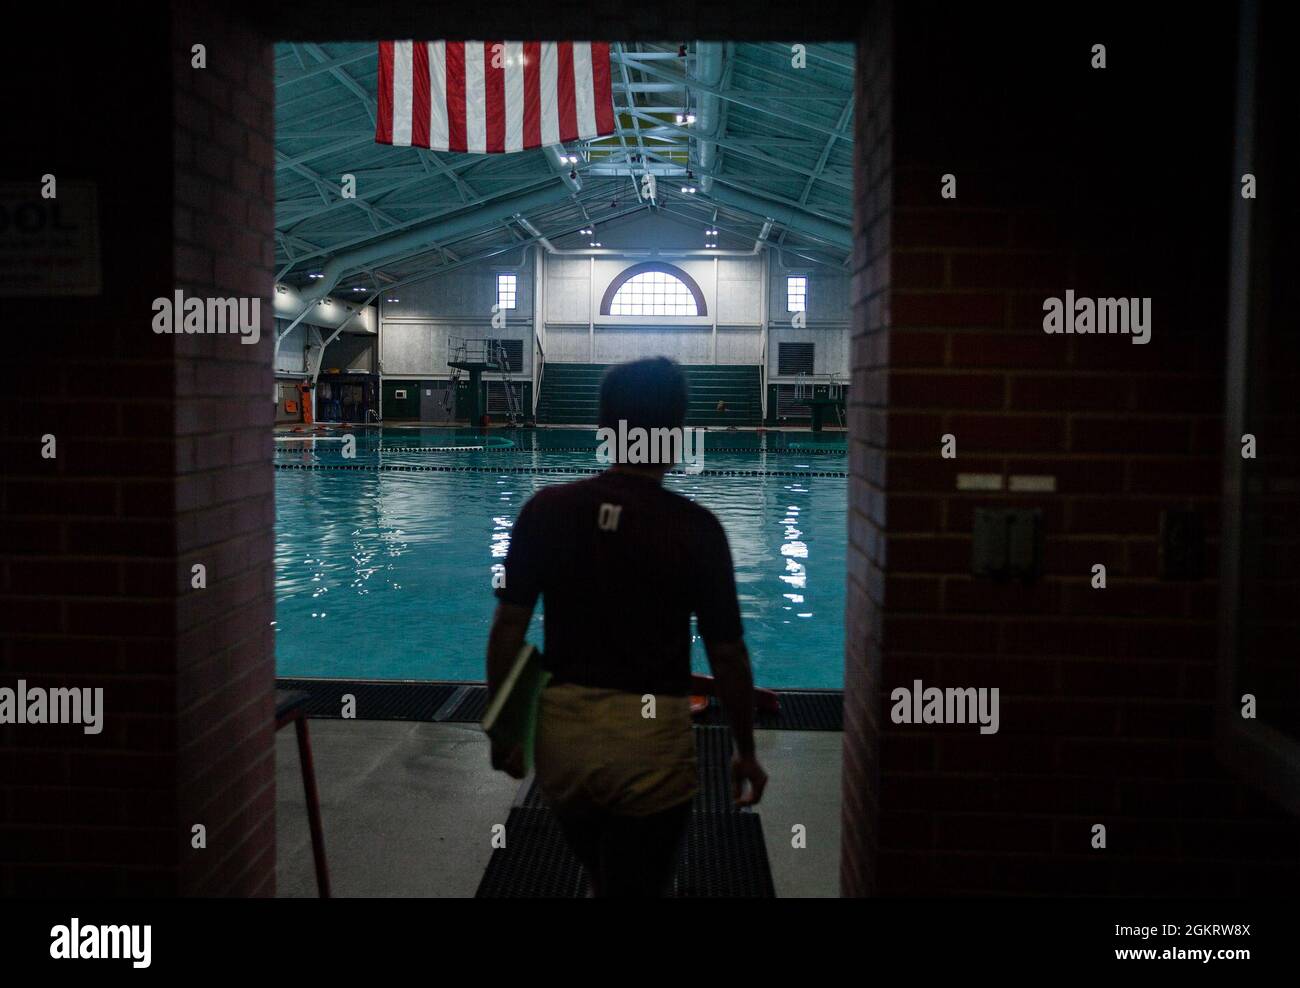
[486,356,766,897]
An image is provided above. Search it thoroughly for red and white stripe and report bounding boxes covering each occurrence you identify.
[377,41,615,153]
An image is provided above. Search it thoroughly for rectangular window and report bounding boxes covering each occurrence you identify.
[496,272,517,310]
[787,274,807,312]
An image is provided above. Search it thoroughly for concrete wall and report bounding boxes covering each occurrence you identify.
[768,255,851,380]
[275,320,376,378]
[322,334,375,374]
[380,249,534,379]
[383,212,852,374]
[273,320,308,375]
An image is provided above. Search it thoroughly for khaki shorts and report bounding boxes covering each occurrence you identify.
[534,682,697,818]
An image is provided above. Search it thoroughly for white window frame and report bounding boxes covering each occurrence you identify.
[495,271,518,310]
[786,273,809,313]
[607,269,700,317]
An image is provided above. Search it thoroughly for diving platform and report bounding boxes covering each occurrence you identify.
[447,337,523,425]
[806,396,847,432]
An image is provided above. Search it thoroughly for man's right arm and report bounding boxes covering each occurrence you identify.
[705,639,756,758]
[695,512,767,806]
[704,638,767,807]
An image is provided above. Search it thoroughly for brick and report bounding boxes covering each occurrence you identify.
[882,616,999,653]
[882,494,942,531]
[1059,659,1182,698]
[887,536,971,573]
[1010,374,1128,410]
[1070,417,1191,454]
[1066,499,1162,535]
[885,411,944,449]
[949,413,1065,452]
[894,210,1011,249]
[943,577,1060,615]
[934,814,1055,853]
[1126,457,1217,495]
[892,291,1005,329]
[953,333,1068,370]
[892,252,947,289]
[887,330,947,367]
[888,373,1004,409]
[949,252,1067,291]
[885,575,942,611]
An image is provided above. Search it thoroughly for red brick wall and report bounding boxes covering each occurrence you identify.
[170,2,277,898]
[0,3,275,896]
[6,0,1292,902]
[841,0,894,899]
[843,1,1300,895]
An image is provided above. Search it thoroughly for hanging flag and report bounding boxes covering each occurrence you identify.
[376,41,615,153]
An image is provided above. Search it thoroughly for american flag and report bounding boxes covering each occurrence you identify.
[376,41,616,154]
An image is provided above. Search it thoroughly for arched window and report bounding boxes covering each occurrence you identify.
[600,262,707,317]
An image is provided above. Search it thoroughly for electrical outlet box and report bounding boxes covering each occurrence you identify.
[972,508,1043,582]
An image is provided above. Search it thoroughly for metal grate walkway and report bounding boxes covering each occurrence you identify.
[476,726,776,898]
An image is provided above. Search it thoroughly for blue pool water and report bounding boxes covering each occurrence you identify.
[273,427,847,689]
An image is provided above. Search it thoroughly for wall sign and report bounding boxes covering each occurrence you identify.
[0,182,101,296]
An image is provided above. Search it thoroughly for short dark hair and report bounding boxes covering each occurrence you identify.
[598,357,688,433]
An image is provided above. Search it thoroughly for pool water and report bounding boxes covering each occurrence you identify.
[273,427,847,689]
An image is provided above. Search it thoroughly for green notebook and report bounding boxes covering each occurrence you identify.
[482,644,550,774]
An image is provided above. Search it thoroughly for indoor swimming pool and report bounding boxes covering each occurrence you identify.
[273,427,847,689]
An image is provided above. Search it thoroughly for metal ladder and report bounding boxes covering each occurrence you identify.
[492,340,522,426]
[829,375,846,427]
[444,367,462,413]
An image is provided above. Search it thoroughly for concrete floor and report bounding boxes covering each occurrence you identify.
[277,719,841,897]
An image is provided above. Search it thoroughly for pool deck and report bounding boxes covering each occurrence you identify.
[276,719,842,897]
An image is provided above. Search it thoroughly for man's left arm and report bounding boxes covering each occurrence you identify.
[486,602,533,699]
[487,494,545,698]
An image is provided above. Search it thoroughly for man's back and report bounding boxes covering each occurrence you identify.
[484,356,765,897]
[496,469,742,696]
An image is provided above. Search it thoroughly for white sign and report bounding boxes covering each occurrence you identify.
[0,182,101,296]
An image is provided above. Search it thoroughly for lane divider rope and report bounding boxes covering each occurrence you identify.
[272,443,847,455]
[273,463,848,478]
